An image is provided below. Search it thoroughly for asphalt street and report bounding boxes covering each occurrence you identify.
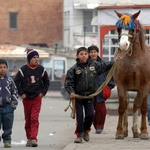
[0,91,74,150]
[1,91,150,150]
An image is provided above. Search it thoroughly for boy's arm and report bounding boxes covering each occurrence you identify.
[41,69,50,95]
[14,69,24,96]
[64,69,75,95]
[96,61,114,75]
[10,78,18,109]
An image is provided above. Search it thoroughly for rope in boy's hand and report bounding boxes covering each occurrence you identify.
[64,61,118,119]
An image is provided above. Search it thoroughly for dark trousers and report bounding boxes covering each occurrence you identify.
[93,101,106,130]
[75,98,94,137]
[23,96,42,141]
[0,105,14,143]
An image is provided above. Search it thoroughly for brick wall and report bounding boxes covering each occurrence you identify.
[0,0,63,47]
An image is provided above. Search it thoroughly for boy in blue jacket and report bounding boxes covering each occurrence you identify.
[0,59,18,148]
[88,45,115,134]
[65,47,114,143]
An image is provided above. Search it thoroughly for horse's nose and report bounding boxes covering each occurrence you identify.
[119,42,128,50]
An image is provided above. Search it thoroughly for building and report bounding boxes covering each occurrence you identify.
[93,4,150,61]
[63,0,99,51]
[0,0,63,47]
[63,0,150,60]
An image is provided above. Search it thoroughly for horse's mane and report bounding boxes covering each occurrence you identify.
[138,22,147,50]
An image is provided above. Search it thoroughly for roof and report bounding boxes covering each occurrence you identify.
[0,45,50,60]
[96,4,150,10]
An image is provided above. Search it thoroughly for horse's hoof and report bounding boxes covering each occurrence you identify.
[140,134,149,140]
[123,131,128,137]
[133,132,140,138]
[115,134,124,139]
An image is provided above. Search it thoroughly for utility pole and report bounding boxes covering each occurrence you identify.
[83,26,86,47]
[55,43,58,54]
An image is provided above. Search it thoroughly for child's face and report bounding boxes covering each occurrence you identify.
[0,63,7,77]
[89,50,98,61]
[76,50,89,63]
[29,55,39,66]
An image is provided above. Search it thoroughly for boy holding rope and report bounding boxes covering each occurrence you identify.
[64,47,114,143]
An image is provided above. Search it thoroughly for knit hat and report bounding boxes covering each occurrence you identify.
[0,59,8,67]
[76,47,88,55]
[25,47,39,62]
[88,45,99,53]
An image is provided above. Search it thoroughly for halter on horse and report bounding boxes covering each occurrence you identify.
[113,10,150,140]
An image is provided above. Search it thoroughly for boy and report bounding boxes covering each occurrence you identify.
[88,45,115,134]
[65,47,114,143]
[14,48,50,147]
[0,59,18,148]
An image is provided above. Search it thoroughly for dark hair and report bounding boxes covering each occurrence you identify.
[0,59,8,67]
[76,47,88,54]
[88,45,99,53]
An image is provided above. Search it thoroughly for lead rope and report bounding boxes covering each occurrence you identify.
[64,46,132,119]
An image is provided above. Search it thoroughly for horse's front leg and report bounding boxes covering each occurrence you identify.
[122,109,128,137]
[116,93,128,139]
[132,109,140,138]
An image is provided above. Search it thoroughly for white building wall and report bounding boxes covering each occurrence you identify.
[63,0,150,51]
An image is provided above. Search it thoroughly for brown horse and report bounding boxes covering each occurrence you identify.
[113,10,150,140]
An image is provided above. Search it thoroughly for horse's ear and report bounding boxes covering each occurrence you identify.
[114,10,122,18]
[132,10,141,20]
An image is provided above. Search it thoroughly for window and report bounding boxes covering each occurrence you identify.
[103,30,118,61]
[83,10,98,33]
[9,12,18,29]
[83,11,92,32]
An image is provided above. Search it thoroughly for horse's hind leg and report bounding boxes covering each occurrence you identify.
[122,109,128,137]
[140,96,149,140]
[132,109,140,138]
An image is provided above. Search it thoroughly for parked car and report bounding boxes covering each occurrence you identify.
[60,74,69,100]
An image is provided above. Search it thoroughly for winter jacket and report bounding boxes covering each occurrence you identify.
[95,56,115,103]
[65,58,114,96]
[14,64,50,99]
[0,75,18,109]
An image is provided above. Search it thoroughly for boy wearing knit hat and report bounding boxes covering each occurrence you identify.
[14,48,50,147]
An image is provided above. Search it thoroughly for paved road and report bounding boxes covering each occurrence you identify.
[0,92,74,150]
[1,91,150,150]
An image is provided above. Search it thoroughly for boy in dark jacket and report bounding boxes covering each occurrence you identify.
[14,48,50,147]
[88,45,115,134]
[0,59,18,148]
[65,47,114,143]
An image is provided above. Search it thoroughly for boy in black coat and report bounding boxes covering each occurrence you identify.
[65,47,114,143]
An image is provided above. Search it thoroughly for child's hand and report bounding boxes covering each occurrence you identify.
[70,93,75,99]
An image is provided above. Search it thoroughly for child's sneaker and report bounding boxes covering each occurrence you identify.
[83,131,90,142]
[26,139,32,147]
[4,142,11,148]
[31,140,38,147]
[74,137,82,143]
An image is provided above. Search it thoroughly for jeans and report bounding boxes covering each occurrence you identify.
[0,105,14,143]
[147,93,150,123]
[75,98,94,137]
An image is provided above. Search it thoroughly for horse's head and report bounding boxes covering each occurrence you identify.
[114,10,141,51]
